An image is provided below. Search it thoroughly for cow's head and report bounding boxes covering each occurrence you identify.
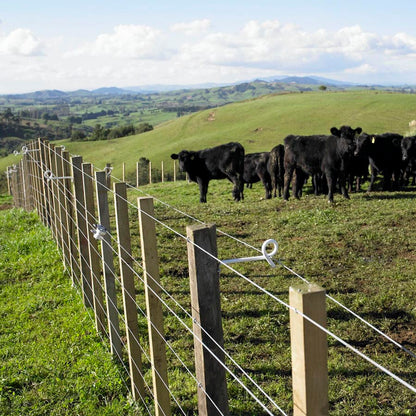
[171,150,198,172]
[401,136,416,161]
[331,126,362,154]
[330,126,362,140]
[354,133,372,156]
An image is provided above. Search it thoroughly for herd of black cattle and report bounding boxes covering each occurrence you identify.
[171,125,416,203]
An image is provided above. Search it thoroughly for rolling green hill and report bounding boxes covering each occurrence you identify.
[2,90,416,180]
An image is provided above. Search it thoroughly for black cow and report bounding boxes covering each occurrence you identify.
[401,136,416,162]
[267,144,285,197]
[401,136,416,185]
[332,128,369,192]
[354,133,403,191]
[243,152,272,199]
[171,142,245,203]
[283,126,362,202]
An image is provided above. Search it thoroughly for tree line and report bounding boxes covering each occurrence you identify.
[70,122,154,141]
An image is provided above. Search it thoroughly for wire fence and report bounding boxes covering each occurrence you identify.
[6,138,416,415]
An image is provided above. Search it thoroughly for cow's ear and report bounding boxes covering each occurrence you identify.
[355,127,362,135]
[171,153,178,160]
[330,127,340,136]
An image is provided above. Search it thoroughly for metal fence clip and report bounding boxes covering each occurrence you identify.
[222,239,278,268]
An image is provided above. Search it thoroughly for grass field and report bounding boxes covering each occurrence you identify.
[0,201,142,415]
[2,90,416,180]
[2,170,416,415]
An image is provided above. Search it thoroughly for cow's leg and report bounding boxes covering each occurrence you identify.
[283,165,295,200]
[294,169,304,199]
[197,179,208,203]
[270,171,277,198]
[339,173,350,199]
[230,174,244,201]
[259,172,272,199]
[368,166,376,191]
[326,174,335,203]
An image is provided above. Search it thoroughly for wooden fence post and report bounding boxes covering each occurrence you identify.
[39,139,50,228]
[71,156,94,308]
[186,223,229,416]
[138,197,171,416]
[82,163,106,335]
[47,143,59,242]
[114,182,144,401]
[173,160,176,182]
[136,161,140,187]
[54,147,67,265]
[95,171,122,360]
[161,161,164,183]
[149,161,152,184]
[122,162,126,182]
[62,150,80,287]
[289,284,328,416]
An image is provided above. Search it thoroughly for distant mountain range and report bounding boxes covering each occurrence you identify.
[1,75,414,99]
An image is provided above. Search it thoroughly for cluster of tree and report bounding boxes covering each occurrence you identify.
[81,109,116,121]
[71,122,153,141]
[0,108,72,153]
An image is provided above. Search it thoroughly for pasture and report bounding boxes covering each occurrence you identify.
[3,169,416,414]
[2,89,416,414]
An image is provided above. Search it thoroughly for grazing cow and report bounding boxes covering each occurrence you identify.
[267,144,285,197]
[283,126,362,202]
[354,133,403,191]
[171,142,245,203]
[243,152,272,199]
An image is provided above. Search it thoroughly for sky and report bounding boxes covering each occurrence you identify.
[1,0,416,94]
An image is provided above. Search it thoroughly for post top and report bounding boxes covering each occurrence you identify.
[289,283,325,294]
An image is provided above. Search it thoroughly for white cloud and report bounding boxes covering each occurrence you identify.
[170,19,211,36]
[67,24,169,59]
[0,28,43,56]
[345,63,377,74]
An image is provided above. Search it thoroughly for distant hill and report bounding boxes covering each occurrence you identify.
[2,74,415,99]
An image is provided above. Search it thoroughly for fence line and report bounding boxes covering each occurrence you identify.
[19,142,284,414]
[8,140,416,415]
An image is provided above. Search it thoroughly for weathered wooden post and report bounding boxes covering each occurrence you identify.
[95,171,122,360]
[136,161,140,187]
[186,223,229,416]
[149,161,152,184]
[173,160,176,182]
[289,284,328,416]
[122,162,126,182]
[54,146,69,260]
[161,161,164,183]
[114,182,144,401]
[82,163,106,335]
[62,150,80,287]
[138,197,171,416]
[71,156,93,308]
[39,139,51,228]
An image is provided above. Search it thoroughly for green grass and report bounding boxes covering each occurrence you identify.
[0,208,141,415]
[128,179,416,415]
[2,178,416,414]
[2,90,416,179]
